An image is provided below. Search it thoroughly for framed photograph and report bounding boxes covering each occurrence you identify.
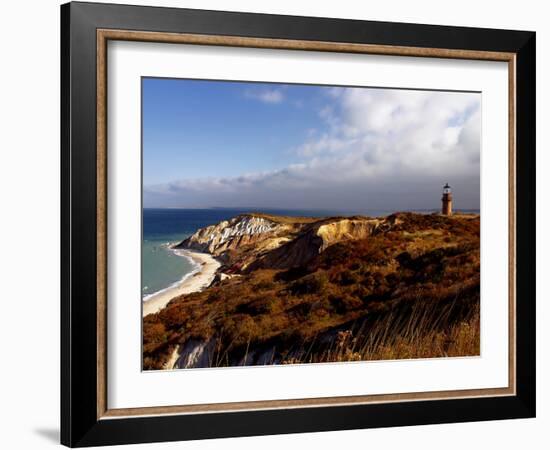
[61,2,536,447]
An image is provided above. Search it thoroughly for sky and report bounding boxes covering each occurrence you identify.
[143,78,480,212]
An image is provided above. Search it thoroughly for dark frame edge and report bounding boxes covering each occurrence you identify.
[62,2,102,446]
[514,31,536,418]
[60,2,72,447]
[76,395,534,447]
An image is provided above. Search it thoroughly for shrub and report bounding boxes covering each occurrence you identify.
[255,280,275,290]
[290,272,329,295]
[221,314,260,347]
[396,251,412,267]
[335,269,360,286]
[274,266,310,282]
[237,294,278,315]
[330,294,363,313]
[320,243,351,267]
[143,322,166,344]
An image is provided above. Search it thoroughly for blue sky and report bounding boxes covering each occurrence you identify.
[143,79,327,184]
[143,78,481,211]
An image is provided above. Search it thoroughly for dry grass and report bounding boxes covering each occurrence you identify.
[245,212,322,224]
[289,298,480,364]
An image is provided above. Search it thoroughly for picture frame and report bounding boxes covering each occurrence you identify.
[61,1,536,447]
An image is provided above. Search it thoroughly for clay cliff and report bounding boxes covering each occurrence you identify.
[175,215,280,255]
[175,213,397,272]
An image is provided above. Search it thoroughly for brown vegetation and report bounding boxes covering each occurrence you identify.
[143,212,480,370]
[245,212,323,224]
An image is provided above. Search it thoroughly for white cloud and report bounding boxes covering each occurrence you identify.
[294,88,480,180]
[245,88,284,104]
[145,88,480,211]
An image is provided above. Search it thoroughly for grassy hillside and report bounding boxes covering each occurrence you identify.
[143,212,480,369]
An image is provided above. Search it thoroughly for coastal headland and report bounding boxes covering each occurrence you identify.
[143,212,480,370]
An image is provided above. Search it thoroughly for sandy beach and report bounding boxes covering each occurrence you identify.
[142,250,221,317]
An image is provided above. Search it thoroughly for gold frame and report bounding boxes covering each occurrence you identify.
[96,29,516,420]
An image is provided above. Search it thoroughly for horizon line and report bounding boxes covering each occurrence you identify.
[142,206,481,212]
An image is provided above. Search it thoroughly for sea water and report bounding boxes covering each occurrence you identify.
[142,209,237,299]
[141,207,478,299]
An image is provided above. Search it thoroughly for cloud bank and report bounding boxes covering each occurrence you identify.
[144,87,480,212]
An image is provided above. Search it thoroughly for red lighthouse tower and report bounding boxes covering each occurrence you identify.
[442,183,452,216]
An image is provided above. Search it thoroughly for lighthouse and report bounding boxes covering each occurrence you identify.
[441,183,452,216]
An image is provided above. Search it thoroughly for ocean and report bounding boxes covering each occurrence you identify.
[142,208,251,299]
[141,207,478,299]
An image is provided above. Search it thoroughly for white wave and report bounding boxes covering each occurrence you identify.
[142,245,202,301]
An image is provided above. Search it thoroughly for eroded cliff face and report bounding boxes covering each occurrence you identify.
[176,213,397,272]
[316,218,387,251]
[248,217,391,271]
[175,215,280,255]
